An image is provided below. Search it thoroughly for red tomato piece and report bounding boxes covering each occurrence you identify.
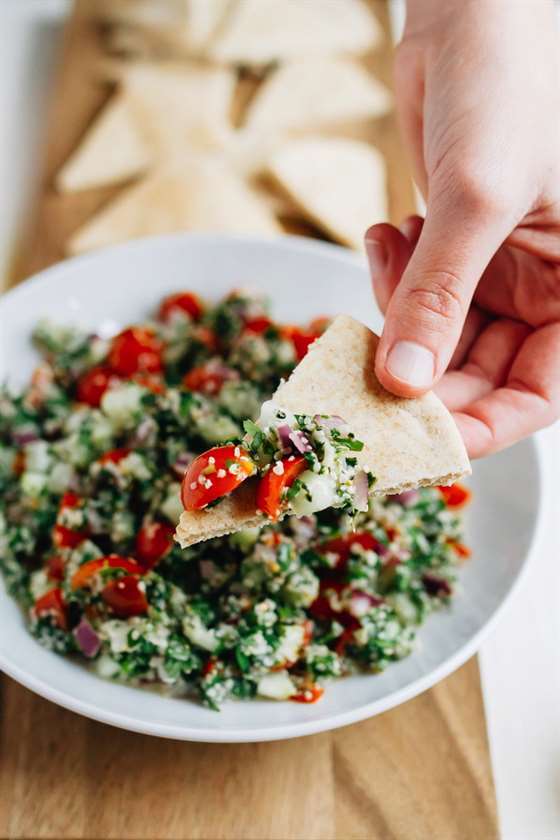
[202,656,218,677]
[98,447,130,465]
[194,325,219,352]
[12,451,26,476]
[76,366,117,407]
[318,532,381,570]
[47,555,65,582]
[438,483,472,509]
[281,326,321,361]
[135,521,175,569]
[181,445,256,511]
[159,292,204,322]
[183,362,236,396]
[450,541,472,559]
[291,684,324,704]
[53,492,87,549]
[244,316,273,335]
[109,327,163,376]
[256,455,307,521]
[307,316,331,334]
[71,555,144,591]
[335,626,357,656]
[101,576,148,618]
[132,372,166,394]
[34,587,68,630]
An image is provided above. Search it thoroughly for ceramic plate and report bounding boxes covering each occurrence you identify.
[0,234,545,741]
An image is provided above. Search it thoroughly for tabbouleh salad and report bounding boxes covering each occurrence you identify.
[0,289,471,708]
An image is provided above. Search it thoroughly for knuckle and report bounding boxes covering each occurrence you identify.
[405,273,466,326]
[433,161,510,220]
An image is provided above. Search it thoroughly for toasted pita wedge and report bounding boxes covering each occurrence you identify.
[121,62,236,152]
[67,156,280,255]
[267,137,387,250]
[56,94,152,193]
[175,315,470,547]
[245,58,391,133]
[210,0,382,65]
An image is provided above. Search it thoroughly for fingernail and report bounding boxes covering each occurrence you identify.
[365,237,388,278]
[386,341,435,388]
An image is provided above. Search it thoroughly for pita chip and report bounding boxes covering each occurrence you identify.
[175,315,470,547]
[267,137,387,250]
[56,93,152,193]
[67,156,280,255]
[245,58,391,133]
[210,0,382,65]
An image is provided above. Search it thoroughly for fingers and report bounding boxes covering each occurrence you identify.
[436,318,531,411]
[365,223,415,314]
[372,178,516,398]
[453,323,560,458]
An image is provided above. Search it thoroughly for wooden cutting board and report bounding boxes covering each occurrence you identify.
[0,3,498,838]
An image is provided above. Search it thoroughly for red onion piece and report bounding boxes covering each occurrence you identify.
[73,617,101,658]
[353,470,369,512]
[290,515,316,544]
[288,429,312,454]
[390,489,420,507]
[12,429,39,446]
[313,414,348,430]
[422,573,452,597]
[277,424,293,451]
[206,358,239,382]
[131,417,157,447]
[348,590,384,618]
[172,451,195,477]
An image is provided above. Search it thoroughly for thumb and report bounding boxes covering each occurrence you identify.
[368,186,512,397]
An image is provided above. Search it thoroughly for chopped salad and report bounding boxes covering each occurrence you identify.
[0,289,471,708]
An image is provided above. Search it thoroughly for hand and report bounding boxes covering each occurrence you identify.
[366,0,560,458]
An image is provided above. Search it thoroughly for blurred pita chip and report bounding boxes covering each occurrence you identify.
[267,137,387,250]
[210,0,382,65]
[56,93,152,192]
[245,57,391,132]
[67,156,281,255]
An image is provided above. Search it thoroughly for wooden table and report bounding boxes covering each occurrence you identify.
[0,3,498,838]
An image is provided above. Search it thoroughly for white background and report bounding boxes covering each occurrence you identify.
[1,1,559,837]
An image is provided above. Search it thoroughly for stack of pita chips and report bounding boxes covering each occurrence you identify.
[176,316,471,547]
[64,0,393,254]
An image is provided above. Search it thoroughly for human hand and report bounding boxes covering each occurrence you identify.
[366,0,560,458]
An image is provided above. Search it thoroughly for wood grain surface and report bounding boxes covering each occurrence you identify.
[0,3,498,839]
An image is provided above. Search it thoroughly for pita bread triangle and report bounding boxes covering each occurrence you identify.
[175,315,470,547]
[210,0,382,65]
[245,57,391,133]
[55,93,152,192]
[267,137,387,251]
[67,155,280,255]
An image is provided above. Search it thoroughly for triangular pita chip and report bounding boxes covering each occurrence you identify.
[267,137,387,250]
[245,57,391,133]
[56,93,152,193]
[67,156,280,255]
[121,62,236,152]
[175,315,470,547]
[210,0,382,65]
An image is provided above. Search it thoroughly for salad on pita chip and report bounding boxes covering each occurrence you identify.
[176,316,470,548]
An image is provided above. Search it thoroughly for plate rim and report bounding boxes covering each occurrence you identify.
[0,232,547,742]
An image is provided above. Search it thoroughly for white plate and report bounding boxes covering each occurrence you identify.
[0,233,544,742]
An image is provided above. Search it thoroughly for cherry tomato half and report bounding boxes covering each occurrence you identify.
[243,316,273,335]
[281,326,321,361]
[256,455,307,521]
[71,555,144,591]
[98,448,130,465]
[291,684,324,704]
[109,327,163,377]
[183,363,236,396]
[34,587,68,630]
[135,521,175,569]
[76,366,117,407]
[450,541,472,559]
[438,483,472,509]
[318,532,381,570]
[159,292,204,322]
[101,576,148,618]
[181,445,256,511]
[53,492,87,549]
[47,555,65,582]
